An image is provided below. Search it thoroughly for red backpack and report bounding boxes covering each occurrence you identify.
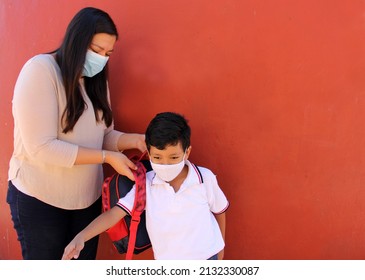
[101,153,152,259]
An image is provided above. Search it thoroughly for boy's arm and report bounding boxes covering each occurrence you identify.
[61,206,127,260]
[214,212,226,260]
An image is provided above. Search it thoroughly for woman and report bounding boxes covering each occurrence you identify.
[6,7,145,259]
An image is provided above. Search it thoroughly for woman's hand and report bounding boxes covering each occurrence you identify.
[117,133,147,153]
[135,134,147,153]
[105,151,137,181]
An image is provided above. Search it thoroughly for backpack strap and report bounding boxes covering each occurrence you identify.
[125,155,147,260]
[101,176,112,213]
[192,163,204,183]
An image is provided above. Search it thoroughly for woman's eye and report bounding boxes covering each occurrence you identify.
[90,47,99,53]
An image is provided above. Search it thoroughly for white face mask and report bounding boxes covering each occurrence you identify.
[82,49,109,77]
[150,155,186,182]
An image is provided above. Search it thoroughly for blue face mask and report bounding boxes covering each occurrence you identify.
[82,49,109,77]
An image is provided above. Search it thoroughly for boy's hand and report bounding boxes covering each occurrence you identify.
[218,249,224,260]
[61,235,85,260]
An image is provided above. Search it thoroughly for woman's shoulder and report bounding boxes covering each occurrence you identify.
[19,53,60,78]
[22,54,58,70]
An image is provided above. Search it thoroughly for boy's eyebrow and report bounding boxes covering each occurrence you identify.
[151,152,182,156]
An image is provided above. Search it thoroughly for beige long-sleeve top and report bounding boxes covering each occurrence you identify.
[8,54,122,209]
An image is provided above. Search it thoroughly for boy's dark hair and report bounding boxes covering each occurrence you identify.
[56,7,118,133]
[145,112,191,151]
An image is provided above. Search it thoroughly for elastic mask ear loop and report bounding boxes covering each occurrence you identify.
[138,150,148,161]
[182,150,187,162]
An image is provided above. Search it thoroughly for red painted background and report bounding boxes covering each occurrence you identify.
[1,0,365,260]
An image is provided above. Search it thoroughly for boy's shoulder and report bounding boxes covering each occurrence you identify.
[192,164,213,175]
[190,163,216,182]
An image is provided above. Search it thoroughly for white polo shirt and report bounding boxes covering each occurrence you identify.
[117,160,229,260]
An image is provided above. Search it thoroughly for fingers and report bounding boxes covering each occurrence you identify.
[61,241,83,260]
[61,247,71,260]
[126,172,135,181]
[125,169,136,181]
[61,248,80,260]
[110,153,138,181]
[124,159,137,181]
[218,249,224,260]
[126,158,137,170]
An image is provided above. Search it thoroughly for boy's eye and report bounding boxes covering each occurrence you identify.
[153,156,160,160]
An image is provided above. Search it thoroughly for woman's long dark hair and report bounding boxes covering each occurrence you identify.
[55,7,118,133]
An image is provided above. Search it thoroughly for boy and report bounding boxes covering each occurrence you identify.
[62,112,229,260]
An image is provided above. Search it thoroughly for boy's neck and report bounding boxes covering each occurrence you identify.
[168,164,189,192]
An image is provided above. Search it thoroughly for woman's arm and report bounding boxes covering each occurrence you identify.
[74,132,147,181]
[100,130,146,180]
[74,147,137,180]
[62,206,127,260]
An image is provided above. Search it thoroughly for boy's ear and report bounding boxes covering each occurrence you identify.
[185,146,192,159]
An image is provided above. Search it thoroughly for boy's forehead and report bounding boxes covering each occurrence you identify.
[150,143,184,154]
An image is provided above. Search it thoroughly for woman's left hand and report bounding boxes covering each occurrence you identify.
[105,151,137,181]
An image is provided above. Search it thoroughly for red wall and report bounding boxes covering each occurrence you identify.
[1,0,365,260]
